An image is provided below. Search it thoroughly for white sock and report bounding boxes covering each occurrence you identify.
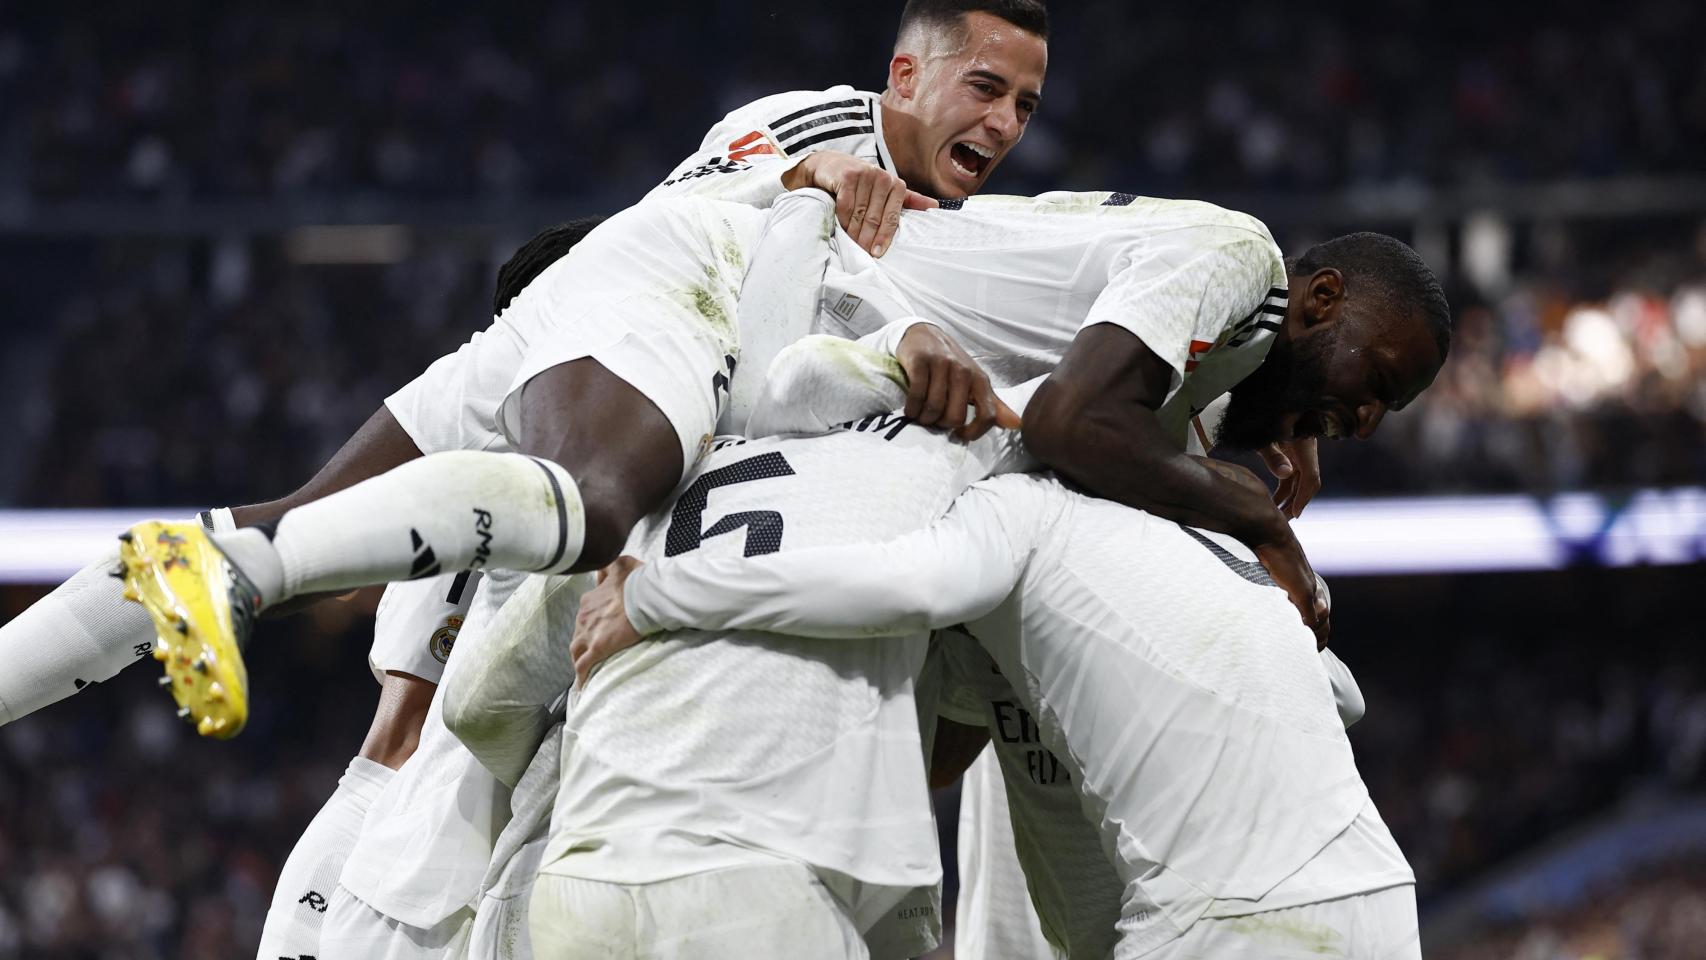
[255,756,394,958]
[212,528,287,606]
[0,511,240,726]
[0,555,149,725]
[261,451,585,604]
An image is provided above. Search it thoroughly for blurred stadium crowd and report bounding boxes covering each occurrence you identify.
[3,1,1705,957]
[1,1,1703,504]
[3,1,1702,198]
[1435,860,1706,960]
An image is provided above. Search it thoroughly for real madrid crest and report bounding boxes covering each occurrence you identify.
[431,615,463,664]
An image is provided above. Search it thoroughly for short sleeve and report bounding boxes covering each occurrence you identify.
[1080,229,1287,393]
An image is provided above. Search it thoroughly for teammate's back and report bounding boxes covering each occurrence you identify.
[539,416,1012,947]
[819,192,1290,435]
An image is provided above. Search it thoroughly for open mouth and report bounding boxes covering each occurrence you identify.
[949,141,994,180]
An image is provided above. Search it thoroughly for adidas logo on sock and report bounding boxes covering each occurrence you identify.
[409,529,441,579]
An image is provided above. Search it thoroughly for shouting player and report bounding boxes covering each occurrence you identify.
[0,0,1048,740]
[653,0,1049,256]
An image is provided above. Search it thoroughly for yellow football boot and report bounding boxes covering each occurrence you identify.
[117,520,258,739]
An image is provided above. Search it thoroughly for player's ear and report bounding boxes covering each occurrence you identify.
[1303,268,1344,328]
[889,53,920,99]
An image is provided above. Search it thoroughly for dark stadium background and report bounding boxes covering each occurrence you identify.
[2,2,1705,957]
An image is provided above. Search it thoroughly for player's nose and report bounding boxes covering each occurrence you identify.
[986,100,1023,143]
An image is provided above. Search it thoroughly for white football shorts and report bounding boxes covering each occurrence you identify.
[367,571,481,684]
[318,883,472,960]
[528,861,867,960]
[385,198,766,482]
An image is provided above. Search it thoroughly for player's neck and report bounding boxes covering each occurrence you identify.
[875,91,922,184]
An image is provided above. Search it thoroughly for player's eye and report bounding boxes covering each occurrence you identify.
[971,81,996,96]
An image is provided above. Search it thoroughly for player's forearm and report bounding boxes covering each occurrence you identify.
[627,519,1016,640]
[629,546,952,639]
[1025,384,1290,550]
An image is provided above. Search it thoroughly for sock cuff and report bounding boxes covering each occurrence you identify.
[200,507,238,534]
[524,456,586,575]
[341,755,398,800]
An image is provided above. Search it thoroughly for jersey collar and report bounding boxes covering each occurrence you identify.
[868,94,896,174]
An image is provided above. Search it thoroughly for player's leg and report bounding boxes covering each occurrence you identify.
[256,757,394,959]
[0,547,161,725]
[120,199,755,736]
[233,406,425,530]
[0,221,589,731]
[0,410,421,728]
[256,570,468,956]
[248,356,682,602]
[243,197,751,596]
[355,571,477,768]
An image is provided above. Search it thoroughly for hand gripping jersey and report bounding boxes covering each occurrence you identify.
[815,192,1290,447]
[648,85,894,207]
[624,473,1400,957]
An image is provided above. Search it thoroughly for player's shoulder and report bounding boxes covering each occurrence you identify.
[1015,191,1274,241]
[718,84,877,129]
[956,191,1279,255]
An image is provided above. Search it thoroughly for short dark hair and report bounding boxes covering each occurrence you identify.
[1291,232,1452,360]
[898,0,1049,42]
[493,217,608,314]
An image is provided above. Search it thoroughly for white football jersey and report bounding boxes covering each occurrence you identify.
[539,415,1020,931]
[626,473,1396,957]
[951,744,1069,960]
[938,634,1124,960]
[816,193,1289,446]
[648,85,893,207]
[940,628,1399,956]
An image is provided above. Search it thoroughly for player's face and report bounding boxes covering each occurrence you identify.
[1217,311,1444,451]
[896,13,1046,198]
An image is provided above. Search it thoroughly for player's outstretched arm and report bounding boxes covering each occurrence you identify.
[1022,324,1329,647]
[570,476,1052,684]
